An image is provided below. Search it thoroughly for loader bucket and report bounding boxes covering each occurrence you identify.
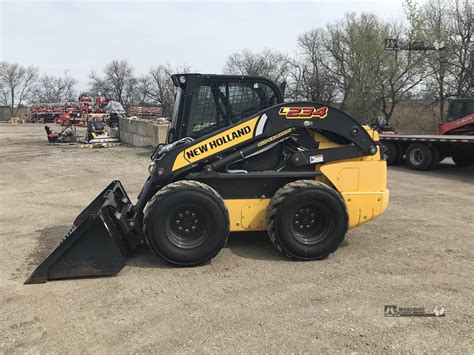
[25,181,133,284]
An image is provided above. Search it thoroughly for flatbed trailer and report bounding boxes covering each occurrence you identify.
[380,133,474,170]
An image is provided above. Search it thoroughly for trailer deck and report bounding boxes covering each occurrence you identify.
[380,133,474,143]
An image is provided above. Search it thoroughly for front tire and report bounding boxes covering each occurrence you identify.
[144,180,230,266]
[266,180,348,260]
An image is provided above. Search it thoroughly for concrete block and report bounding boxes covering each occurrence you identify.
[120,131,131,144]
[143,136,153,147]
[119,117,130,133]
[145,122,155,138]
[127,119,138,134]
[132,134,145,147]
[152,123,169,145]
[136,120,148,136]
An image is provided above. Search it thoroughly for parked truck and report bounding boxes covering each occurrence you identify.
[380,97,474,170]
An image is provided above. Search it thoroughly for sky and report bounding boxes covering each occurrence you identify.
[0,0,405,91]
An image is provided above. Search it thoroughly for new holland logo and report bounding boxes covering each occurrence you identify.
[185,126,251,159]
[279,106,328,119]
[172,116,260,171]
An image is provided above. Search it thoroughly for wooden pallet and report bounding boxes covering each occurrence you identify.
[80,142,121,149]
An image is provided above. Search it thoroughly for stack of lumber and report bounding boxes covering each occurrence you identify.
[129,106,162,119]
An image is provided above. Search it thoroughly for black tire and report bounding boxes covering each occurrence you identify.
[405,143,433,171]
[266,180,348,260]
[143,180,230,266]
[429,145,441,169]
[382,142,399,166]
[395,143,405,165]
[452,152,473,167]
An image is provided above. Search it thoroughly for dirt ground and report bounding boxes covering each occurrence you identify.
[0,124,473,353]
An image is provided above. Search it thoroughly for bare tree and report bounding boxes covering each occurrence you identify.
[30,71,78,103]
[223,48,289,83]
[449,0,473,96]
[0,81,7,106]
[417,0,455,118]
[89,59,137,106]
[412,0,473,120]
[0,62,39,116]
[141,64,191,117]
[374,21,427,121]
[320,13,387,120]
[287,29,338,103]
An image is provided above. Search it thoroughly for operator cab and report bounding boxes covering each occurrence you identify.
[168,74,284,143]
[444,97,474,122]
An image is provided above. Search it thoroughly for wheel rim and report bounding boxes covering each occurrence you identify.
[166,205,208,249]
[409,148,424,165]
[290,203,334,245]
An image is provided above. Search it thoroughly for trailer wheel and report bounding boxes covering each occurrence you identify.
[406,143,433,171]
[452,152,473,167]
[382,142,399,166]
[266,180,348,260]
[144,180,229,266]
[429,145,441,169]
[395,143,405,164]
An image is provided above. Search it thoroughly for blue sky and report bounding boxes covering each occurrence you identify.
[0,0,405,90]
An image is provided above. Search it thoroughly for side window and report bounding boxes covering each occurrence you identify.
[448,101,464,121]
[187,84,220,137]
[186,80,279,139]
[464,101,474,116]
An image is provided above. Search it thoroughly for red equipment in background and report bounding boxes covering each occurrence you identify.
[30,93,111,124]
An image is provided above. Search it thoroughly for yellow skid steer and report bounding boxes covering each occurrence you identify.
[26,74,389,283]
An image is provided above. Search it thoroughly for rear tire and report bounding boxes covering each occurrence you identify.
[144,180,230,266]
[406,143,433,171]
[266,180,348,260]
[452,152,473,167]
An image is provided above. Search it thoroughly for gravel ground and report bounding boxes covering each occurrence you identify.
[0,124,473,353]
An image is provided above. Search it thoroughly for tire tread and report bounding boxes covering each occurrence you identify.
[266,180,347,260]
[143,180,229,265]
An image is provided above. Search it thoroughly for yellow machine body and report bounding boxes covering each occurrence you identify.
[225,127,389,232]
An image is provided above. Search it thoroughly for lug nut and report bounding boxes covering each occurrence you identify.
[178,227,183,231]
[185,229,189,233]
[176,220,180,224]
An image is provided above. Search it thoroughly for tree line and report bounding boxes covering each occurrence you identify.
[0,0,472,122]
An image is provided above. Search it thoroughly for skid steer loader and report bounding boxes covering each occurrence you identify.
[26,74,389,284]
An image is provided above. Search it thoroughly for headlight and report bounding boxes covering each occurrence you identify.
[179,75,186,84]
[148,161,156,174]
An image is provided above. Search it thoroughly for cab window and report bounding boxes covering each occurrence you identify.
[447,100,474,122]
[186,80,279,139]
